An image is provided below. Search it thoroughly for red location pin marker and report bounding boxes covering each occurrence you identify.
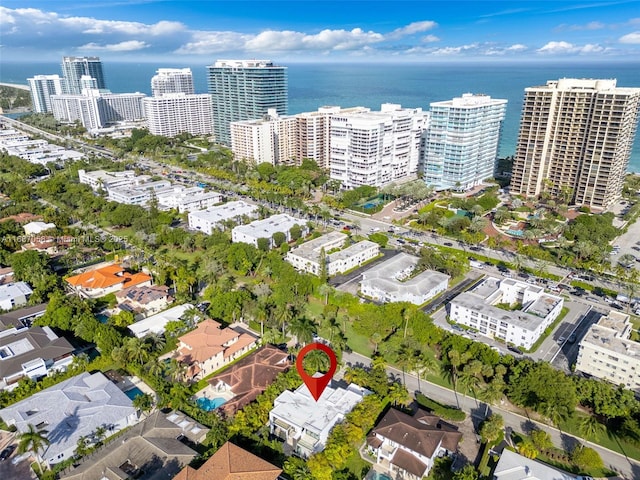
[296,342,338,401]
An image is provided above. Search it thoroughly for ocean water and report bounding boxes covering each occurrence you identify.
[2,60,640,170]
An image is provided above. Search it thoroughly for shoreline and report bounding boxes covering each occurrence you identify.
[0,82,30,91]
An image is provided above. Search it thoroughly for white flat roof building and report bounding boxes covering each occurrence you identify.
[128,303,195,338]
[188,201,259,235]
[360,253,449,305]
[107,180,172,206]
[449,277,564,350]
[494,449,576,480]
[144,93,213,137]
[0,282,33,311]
[78,169,137,191]
[232,214,308,249]
[285,232,379,276]
[269,380,369,458]
[0,138,83,165]
[154,186,223,213]
[151,68,195,97]
[23,221,56,235]
[0,372,137,465]
[575,310,640,392]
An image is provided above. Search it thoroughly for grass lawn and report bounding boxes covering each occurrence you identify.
[559,411,640,462]
[344,321,374,357]
[344,450,371,479]
[305,296,325,319]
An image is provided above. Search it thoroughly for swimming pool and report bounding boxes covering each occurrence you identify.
[196,397,227,411]
[368,472,392,480]
[96,314,109,323]
[124,387,144,400]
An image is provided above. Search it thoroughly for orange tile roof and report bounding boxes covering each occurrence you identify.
[65,264,152,291]
[173,442,281,480]
[223,333,257,359]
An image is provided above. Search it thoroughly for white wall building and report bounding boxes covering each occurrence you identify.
[422,93,507,191]
[0,138,83,165]
[154,186,223,213]
[0,372,137,465]
[575,310,640,392]
[27,75,67,113]
[449,277,564,350]
[269,381,369,458]
[23,221,56,235]
[144,93,213,137]
[78,169,137,191]
[128,303,195,338]
[494,449,576,480]
[0,282,33,311]
[232,214,308,248]
[329,104,429,189]
[151,68,195,97]
[230,109,298,165]
[188,200,259,235]
[360,253,449,305]
[107,180,172,206]
[285,231,379,276]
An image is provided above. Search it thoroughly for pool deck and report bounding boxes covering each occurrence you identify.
[193,384,235,403]
[123,375,155,398]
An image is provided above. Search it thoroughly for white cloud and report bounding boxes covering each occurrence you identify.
[421,35,440,43]
[556,21,606,31]
[79,40,149,52]
[506,44,527,51]
[389,21,438,38]
[537,41,606,54]
[430,43,479,56]
[174,31,254,54]
[620,31,640,43]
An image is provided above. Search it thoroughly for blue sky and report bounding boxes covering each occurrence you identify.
[2,1,640,62]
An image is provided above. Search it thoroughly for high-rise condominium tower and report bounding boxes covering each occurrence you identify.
[207,59,288,146]
[151,68,195,97]
[510,78,640,211]
[61,56,106,94]
[27,75,67,113]
[422,93,507,191]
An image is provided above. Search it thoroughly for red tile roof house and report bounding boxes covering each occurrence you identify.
[367,408,462,480]
[173,441,281,480]
[65,264,152,299]
[207,345,290,416]
[175,319,258,381]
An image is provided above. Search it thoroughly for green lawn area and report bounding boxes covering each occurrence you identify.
[559,411,640,462]
[305,296,325,318]
[344,321,374,357]
[343,450,371,479]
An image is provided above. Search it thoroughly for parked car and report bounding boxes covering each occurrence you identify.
[558,336,566,344]
[444,242,453,246]
[0,445,16,461]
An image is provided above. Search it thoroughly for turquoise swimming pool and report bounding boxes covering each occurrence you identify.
[196,397,227,411]
[124,386,144,400]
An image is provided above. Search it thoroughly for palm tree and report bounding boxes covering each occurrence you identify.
[578,415,604,440]
[414,353,438,393]
[478,379,505,418]
[288,316,316,346]
[17,424,50,475]
[396,343,415,386]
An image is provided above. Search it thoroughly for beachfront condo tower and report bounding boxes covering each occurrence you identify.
[27,75,67,113]
[421,93,507,191]
[510,78,640,211]
[61,56,106,94]
[207,60,288,146]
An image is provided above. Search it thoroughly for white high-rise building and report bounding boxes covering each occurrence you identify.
[61,56,106,94]
[231,109,297,165]
[151,68,195,97]
[51,89,145,132]
[79,75,98,91]
[329,104,429,189]
[144,93,213,137]
[27,75,67,113]
[422,93,507,191]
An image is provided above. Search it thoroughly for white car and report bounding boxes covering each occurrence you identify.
[11,452,30,465]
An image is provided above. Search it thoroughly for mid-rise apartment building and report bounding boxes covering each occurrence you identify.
[151,68,195,97]
[144,93,213,137]
[154,186,223,213]
[232,214,307,249]
[107,180,172,206]
[231,109,297,165]
[78,169,137,191]
[329,104,428,189]
[188,201,259,235]
[27,75,67,113]
[422,93,507,191]
[449,277,564,349]
[207,59,288,146]
[510,78,640,211]
[575,310,640,392]
[285,231,380,276]
[61,56,106,94]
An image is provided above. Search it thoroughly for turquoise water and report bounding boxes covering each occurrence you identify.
[124,387,144,400]
[369,473,392,480]
[196,397,227,411]
[96,314,108,324]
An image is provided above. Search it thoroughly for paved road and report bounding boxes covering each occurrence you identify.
[342,350,640,479]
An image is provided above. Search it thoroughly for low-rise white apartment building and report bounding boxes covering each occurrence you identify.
[575,311,640,392]
[269,381,370,459]
[449,277,564,350]
[232,214,308,248]
[154,186,223,213]
[107,180,172,206]
[0,282,33,311]
[360,253,449,305]
[330,104,429,189]
[188,201,259,235]
[78,169,138,191]
[285,231,379,276]
[0,138,83,165]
